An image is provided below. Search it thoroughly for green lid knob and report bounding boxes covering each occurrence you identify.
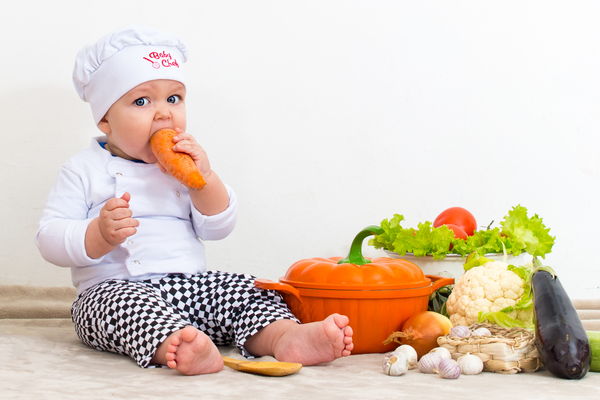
[337,225,384,266]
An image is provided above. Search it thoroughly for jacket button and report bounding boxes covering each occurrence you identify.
[134,260,140,265]
[176,191,181,197]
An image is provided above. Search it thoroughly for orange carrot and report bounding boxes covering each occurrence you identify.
[150,128,206,190]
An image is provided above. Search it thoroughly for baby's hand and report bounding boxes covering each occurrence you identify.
[170,128,212,180]
[98,192,139,246]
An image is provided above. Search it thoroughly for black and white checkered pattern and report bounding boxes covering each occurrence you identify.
[71,272,299,368]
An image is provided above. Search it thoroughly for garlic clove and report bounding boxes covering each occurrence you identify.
[417,352,443,374]
[471,327,491,336]
[393,345,418,369]
[450,325,471,338]
[382,352,409,376]
[434,358,461,379]
[457,352,484,375]
[428,346,452,360]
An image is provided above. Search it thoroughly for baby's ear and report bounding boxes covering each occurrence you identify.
[98,117,111,134]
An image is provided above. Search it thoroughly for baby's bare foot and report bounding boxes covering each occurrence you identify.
[273,314,354,365]
[165,326,223,375]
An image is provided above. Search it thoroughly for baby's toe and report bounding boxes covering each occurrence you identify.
[170,335,183,346]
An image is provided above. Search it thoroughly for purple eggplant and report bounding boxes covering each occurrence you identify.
[531,262,590,379]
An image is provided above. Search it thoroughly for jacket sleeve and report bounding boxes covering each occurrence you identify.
[36,167,104,268]
[190,184,238,241]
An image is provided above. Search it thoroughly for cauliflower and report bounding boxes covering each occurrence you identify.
[446,261,527,326]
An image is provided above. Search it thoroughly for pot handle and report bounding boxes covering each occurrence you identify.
[426,275,455,291]
[254,279,303,304]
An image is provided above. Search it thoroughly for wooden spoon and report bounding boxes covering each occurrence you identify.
[221,356,302,377]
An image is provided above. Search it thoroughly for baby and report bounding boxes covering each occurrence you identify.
[36,25,353,375]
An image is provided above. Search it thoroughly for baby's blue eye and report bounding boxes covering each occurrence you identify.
[134,98,149,106]
[167,95,181,104]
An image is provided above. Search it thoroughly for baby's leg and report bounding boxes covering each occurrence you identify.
[71,280,194,369]
[244,313,354,365]
[151,326,223,375]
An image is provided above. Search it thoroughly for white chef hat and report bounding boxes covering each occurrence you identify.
[73,25,188,125]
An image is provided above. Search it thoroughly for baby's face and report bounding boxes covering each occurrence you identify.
[99,79,187,162]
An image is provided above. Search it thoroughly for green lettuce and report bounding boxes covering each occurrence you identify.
[500,205,555,258]
[369,205,555,260]
[452,228,507,257]
[369,214,456,260]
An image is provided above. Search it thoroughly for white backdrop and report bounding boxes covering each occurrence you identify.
[1,1,599,298]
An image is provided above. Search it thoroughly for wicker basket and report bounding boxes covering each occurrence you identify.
[436,323,541,374]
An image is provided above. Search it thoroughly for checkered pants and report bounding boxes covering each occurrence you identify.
[71,272,299,368]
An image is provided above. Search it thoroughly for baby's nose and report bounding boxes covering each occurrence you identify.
[154,103,171,120]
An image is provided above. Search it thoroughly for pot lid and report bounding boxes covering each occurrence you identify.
[280,226,432,290]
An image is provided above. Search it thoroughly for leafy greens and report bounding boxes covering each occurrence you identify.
[369,205,555,260]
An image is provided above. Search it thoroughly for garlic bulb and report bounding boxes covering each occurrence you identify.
[457,353,484,375]
[382,352,409,376]
[434,358,461,379]
[417,352,442,374]
[450,325,470,338]
[428,346,452,360]
[472,327,491,336]
[393,345,418,369]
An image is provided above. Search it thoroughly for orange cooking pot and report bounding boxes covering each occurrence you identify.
[255,226,454,354]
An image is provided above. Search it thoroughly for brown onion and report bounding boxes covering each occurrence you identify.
[383,311,453,359]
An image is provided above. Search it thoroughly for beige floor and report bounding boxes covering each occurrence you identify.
[1,318,599,400]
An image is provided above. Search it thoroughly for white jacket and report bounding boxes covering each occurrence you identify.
[36,136,238,294]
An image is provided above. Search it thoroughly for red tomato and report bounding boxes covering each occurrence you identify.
[445,223,468,240]
[433,207,477,236]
